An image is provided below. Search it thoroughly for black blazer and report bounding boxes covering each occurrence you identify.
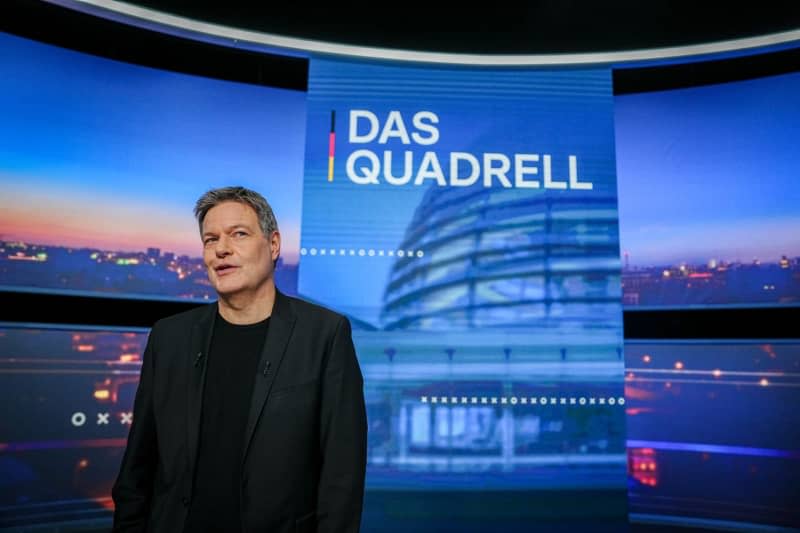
[112,290,367,533]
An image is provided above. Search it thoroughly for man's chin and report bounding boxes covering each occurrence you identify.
[211,277,274,299]
[212,282,244,297]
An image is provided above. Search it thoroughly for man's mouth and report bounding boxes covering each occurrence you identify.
[215,265,237,276]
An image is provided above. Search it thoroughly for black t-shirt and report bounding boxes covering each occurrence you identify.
[183,312,270,533]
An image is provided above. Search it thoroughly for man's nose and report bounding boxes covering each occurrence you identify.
[214,235,231,257]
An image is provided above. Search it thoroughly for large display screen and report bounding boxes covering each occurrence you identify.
[4,27,799,312]
[298,56,627,527]
[616,70,800,309]
[0,32,306,300]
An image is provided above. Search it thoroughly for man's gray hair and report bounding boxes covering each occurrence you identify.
[194,186,279,238]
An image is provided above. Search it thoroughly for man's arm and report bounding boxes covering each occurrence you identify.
[111,325,159,532]
[317,316,368,533]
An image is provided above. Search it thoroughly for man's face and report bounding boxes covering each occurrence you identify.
[201,201,280,298]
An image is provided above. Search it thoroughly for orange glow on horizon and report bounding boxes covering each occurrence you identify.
[0,194,301,263]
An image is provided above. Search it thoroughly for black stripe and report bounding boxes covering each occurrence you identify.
[1,290,798,339]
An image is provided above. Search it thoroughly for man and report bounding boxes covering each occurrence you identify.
[112,186,367,533]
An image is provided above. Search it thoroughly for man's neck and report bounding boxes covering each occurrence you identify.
[216,283,276,325]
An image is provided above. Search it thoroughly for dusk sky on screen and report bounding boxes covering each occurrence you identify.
[615,70,800,266]
[0,32,307,261]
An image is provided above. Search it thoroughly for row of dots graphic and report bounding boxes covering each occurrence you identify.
[301,248,424,258]
[420,396,626,406]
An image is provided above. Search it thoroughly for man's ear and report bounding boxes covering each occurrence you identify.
[270,231,281,262]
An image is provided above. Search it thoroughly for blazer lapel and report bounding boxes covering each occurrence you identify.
[186,302,216,485]
[241,289,297,466]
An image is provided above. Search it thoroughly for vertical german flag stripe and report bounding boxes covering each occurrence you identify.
[328,110,336,182]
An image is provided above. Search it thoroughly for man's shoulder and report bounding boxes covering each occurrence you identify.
[283,293,345,327]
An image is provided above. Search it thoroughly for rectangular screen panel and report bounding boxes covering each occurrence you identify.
[0,324,148,528]
[615,71,800,309]
[0,31,307,301]
[299,57,627,531]
[625,340,800,529]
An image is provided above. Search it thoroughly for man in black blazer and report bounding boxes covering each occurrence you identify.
[112,186,367,533]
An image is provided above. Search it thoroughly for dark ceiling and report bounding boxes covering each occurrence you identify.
[119,1,800,54]
[3,1,800,94]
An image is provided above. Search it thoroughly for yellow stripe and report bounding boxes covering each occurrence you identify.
[328,157,334,181]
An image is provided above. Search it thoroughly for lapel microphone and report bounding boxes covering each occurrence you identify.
[193,351,203,367]
[263,360,271,376]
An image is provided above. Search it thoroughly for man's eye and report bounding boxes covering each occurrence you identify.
[235,231,247,237]
[204,238,217,245]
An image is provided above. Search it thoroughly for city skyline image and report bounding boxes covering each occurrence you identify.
[615,69,800,307]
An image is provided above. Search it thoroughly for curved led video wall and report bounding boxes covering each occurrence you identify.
[1,8,799,532]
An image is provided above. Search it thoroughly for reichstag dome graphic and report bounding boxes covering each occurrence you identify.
[380,185,622,331]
